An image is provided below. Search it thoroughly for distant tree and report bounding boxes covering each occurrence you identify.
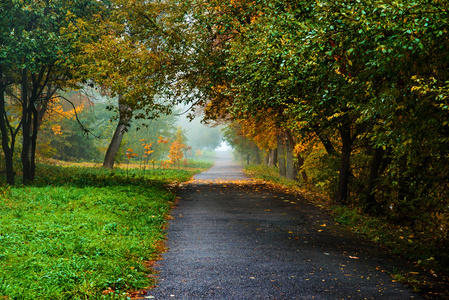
[122,112,180,161]
[75,0,179,169]
[168,140,184,169]
[181,117,223,152]
[39,95,103,162]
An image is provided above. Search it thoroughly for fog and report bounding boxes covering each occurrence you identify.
[176,111,227,153]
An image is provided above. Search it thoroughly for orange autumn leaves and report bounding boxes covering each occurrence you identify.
[44,95,85,136]
[168,140,185,168]
[141,139,154,159]
[125,134,187,169]
[157,136,170,144]
[125,148,138,160]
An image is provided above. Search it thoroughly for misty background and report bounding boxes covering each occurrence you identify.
[35,88,232,165]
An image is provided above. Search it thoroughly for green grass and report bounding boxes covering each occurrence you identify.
[0,162,211,300]
[244,164,299,188]
[182,159,215,169]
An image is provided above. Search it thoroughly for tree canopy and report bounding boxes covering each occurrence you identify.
[2,0,449,235]
[161,0,449,232]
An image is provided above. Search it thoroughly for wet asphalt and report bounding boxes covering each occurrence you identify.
[147,152,424,299]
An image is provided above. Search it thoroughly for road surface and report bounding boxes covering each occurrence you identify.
[147,151,423,299]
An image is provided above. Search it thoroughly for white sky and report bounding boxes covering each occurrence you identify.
[215,141,232,151]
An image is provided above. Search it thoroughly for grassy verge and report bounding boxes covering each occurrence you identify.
[244,164,329,208]
[0,161,212,300]
[244,164,449,298]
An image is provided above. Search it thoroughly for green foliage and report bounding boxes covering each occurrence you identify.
[121,111,181,161]
[42,110,104,162]
[185,159,214,169]
[175,0,449,233]
[302,146,340,196]
[0,0,112,184]
[0,163,209,299]
[223,123,260,164]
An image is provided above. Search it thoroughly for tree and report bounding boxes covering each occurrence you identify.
[222,122,259,165]
[103,95,132,169]
[168,140,184,169]
[204,0,449,232]
[75,0,184,169]
[123,111,180,161]
[173,0,448,211]
[36,92,101,161]
[0,0,109,184]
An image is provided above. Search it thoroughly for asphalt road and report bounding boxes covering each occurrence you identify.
[147,151,423,299]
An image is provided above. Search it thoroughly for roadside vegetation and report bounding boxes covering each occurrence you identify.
[2,0,448,298]
[244,164,449,298]
[0,161,212,300]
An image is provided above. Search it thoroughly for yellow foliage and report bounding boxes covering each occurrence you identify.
[44,96,85,122]
[38,94,86,137]
[168,140,184,165]
[294,143,308,154]
[158,136,170,144]
[238,115,279,149]
[51,125,63,135]
[143,142,154,156]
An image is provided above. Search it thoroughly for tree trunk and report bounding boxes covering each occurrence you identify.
[317,133,338,156]
[253,144,260,165]
[0,79,15,185]
[21,67,51,184]
[335,121,352,205]
[277,133,286,177]
[398,158,408,204]
[36,84,57,132]
[20,69,34,184]
[29,85,57,180]
[296,153,308,184]
[267,149,274,166]
[285,130,295,180]
[364,146,384,214]
[103,95,131,169]
[29,101,39,182]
